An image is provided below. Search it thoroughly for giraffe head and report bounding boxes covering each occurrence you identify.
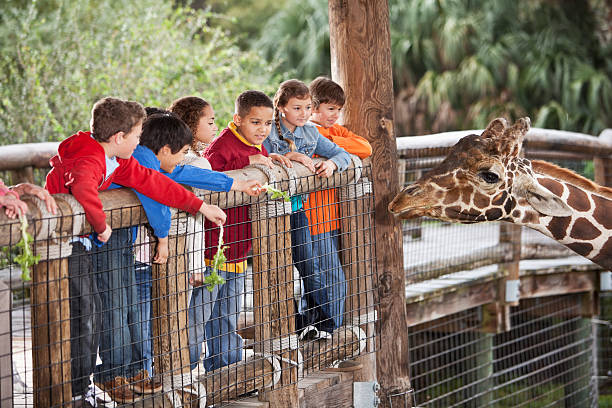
[388,117,573,224]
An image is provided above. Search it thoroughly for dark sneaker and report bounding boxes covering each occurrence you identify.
[95,377,143,404]
[129,369,163,394]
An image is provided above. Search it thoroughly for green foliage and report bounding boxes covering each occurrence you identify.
[256,0,612,135]
[0,0,276,144]
[261,183,290,202]
[206,223,227,292]
[14,215,39,281]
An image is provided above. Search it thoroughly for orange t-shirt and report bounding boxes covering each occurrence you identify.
[304,124,372,235]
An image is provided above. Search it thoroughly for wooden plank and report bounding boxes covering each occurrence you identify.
[406,280,499,327]
[251,206,299,407]
[30,258,71,407]
[328,1,412,404]
[520,271,597,299]
[151,234,191,376]
[339,181,376,382]
[299,376,353,408]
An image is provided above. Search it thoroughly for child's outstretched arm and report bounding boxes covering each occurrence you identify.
[11,183,58,215]
[314,160,338,178]
[0,193,29,219]
[231,179,264,196]
[199,202,226,226]
[153,236,169,264]
[284,152,316,173]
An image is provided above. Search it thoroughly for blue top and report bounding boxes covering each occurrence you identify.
[263,120,351,172]
[109,145,234,238]
[263,120,351,211]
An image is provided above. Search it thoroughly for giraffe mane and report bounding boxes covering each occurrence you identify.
[531,160,612,199]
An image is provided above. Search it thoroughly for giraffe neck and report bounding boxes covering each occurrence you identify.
[510,174,612,269]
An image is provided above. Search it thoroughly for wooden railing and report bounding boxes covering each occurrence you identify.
[0,154,378,407]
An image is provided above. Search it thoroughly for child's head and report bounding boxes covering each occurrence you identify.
[233,90,274,146]
[273,80,311,146]
[168,96,218,149]
[309,77,345,128]
[91,97,146,159]
[139,112,192,173]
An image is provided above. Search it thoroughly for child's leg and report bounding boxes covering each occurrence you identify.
[203,271,245,372]
[134,262,153,374]
[311,229,346,332]
[67,241,101,397]
[93,227,137,383]
[290,210,320,330]
[188,267,220,370]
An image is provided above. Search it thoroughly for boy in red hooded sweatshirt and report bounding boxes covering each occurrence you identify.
[45,97,226,406]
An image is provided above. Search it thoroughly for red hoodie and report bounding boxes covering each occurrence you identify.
[45,131,204,233]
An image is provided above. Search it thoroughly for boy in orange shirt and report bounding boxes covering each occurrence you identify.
[303,77,372,334]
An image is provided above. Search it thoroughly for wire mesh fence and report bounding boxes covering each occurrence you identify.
[408,295,597,407]
[0,163,378,407]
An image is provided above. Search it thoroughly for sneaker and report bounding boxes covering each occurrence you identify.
[95,376,143,404]
[298,325,319,342]
[128,369,163,394]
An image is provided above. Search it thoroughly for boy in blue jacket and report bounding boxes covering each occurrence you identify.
[100,111,261,401]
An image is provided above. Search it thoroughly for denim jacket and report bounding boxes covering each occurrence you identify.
[263,120,351,172]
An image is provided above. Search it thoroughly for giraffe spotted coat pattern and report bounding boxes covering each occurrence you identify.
[388,117,612,270]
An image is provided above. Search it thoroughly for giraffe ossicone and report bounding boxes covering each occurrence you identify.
[389,117,612,270]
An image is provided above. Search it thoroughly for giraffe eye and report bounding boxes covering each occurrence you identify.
[479,171,500,184]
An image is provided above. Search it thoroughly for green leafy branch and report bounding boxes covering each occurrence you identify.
[14,215,40,282]
[261,183,290,202]
[204,223,227,292]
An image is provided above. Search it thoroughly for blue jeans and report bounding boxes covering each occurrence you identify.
[134,262,153,374]
[188,267,219,370]
[292,211,343,332]
[311,229,346,332]
[203,270,245,371]
[94,228,144,383]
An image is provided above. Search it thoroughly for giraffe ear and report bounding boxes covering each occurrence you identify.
[481,118,507,139]
[522,179,573,217]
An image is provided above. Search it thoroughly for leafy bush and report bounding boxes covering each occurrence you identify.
[0,0,276,144]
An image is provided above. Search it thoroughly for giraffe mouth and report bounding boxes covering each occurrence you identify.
[444,207,482,223]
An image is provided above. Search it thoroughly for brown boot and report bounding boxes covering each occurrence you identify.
[129,369,163,394]
[95,376,143,404]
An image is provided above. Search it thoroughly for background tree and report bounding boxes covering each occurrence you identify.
[256,0,612,136]
[0,0,276,144]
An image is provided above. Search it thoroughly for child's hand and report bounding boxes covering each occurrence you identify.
[153,236,169,264]
[232,179,264,196]
[285,152,315,173]
[315,160,337,178]
[12,183,57,215]
[249,154,274,168]
[0,194,29,219]
[269,153,292,168]
[98,224,112,243]
[199,202,227,226]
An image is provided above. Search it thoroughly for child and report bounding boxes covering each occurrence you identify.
[304,77,372,333]
[167,97,224,371]
[201,90,291,371]
[45,97,226,406]
[263,79,351,339]
[0,180,57,219]
[123,109,261,376]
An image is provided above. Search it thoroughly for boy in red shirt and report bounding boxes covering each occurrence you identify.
[202,90,290,370]
[303,77,372,335]
[45,97,226,406]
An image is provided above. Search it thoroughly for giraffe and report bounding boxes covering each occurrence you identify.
[388,117,612,270]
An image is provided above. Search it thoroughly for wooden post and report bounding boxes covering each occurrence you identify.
[151,218,191,380]
[338,174,376,382]
[328,0,412,405]
[9,166,34,185]
[251,201,299,407]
